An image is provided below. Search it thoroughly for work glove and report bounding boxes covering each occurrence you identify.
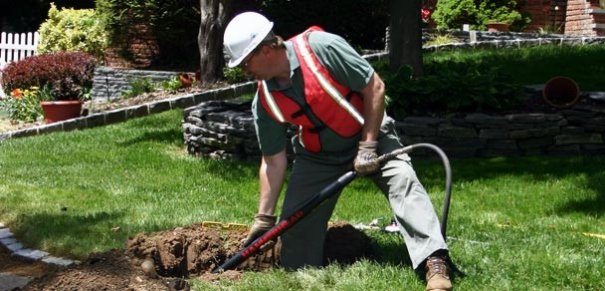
[354,141,380,175]
[243,214,276,247]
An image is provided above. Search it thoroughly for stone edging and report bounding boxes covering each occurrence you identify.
[0,221,76,267]
[423,35,605,52]
[0,82,256,142]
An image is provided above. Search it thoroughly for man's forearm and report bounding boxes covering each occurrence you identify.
[257,150,287,215]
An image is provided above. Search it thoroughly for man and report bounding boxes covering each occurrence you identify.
[223,12,452,290]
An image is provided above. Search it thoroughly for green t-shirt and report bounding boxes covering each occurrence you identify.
[252,30,374,163]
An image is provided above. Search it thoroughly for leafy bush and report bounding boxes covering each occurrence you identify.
[223,67,248,84]
[476,0,528,30]
[38,3,108,59]
[1,51,96,101]
[432,0,530,31]
[122,78,156,98]
[375,60,526,119]
[160,76,183,93]
[431,0,478,30]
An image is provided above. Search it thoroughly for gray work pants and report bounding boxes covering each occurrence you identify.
[279,118,448,270]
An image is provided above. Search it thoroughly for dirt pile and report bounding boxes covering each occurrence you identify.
[22,221,371,290]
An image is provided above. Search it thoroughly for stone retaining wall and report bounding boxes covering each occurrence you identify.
[91,66,192,102]
[182,98,605,160]
[385,29,605,53]
[421,31,605,52]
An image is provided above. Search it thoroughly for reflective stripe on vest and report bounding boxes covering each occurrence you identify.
[259,26,365,152]
[293,31,364,125]
[260,80,285,123]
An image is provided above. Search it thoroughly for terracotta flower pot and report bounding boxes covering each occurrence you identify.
[542,77,581,109]
[486,22,510,32]
[40,100,83,123]
[179,73,193,88]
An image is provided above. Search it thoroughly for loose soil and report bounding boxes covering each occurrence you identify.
[0,247,54,279]
[10,222,370,290]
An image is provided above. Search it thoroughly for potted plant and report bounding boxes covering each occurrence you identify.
[486,21,511,32]
[39,87,91,123]
[1,51,96,123]
[477,1,524,32]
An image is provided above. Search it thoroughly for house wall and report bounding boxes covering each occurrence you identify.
[520,0,568,33]
[565,0,597,36]
[518,0,604,36]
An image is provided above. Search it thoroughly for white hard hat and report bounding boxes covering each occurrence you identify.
[223,12,274,68]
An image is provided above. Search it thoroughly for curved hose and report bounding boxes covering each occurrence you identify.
[379,143,452,240]
[212,143,452,273]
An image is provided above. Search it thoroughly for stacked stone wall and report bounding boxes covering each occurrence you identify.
[92,67,191,102]
[183,99,605,160]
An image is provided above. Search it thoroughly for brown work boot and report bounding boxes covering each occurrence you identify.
[425,256,452,291]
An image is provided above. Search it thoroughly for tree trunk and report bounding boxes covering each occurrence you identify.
[198,0,232,86]
[389,0,423,77]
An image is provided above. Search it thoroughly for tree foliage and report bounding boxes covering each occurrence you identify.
[432,0,530,31]
[38,3,108,59]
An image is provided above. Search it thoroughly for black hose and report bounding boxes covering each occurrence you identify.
[212,142,452,273]
[378,143,452,239]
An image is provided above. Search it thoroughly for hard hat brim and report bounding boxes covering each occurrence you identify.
[227,21,274,68]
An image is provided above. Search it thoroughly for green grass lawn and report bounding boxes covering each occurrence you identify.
[1,110,604,290]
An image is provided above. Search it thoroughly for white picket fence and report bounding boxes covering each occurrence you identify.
[0,31,40,97]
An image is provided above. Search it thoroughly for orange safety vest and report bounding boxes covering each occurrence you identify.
[258,26,365,153]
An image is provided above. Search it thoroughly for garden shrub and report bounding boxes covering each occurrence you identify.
[121,78,156,98]
[475,0,529,31]
[375,60,526,119]
[223,67,248,84]
[1,51,96,101]
[38,3,108,59]
[431,0,478,30]
[160,76,183,94]
[432,0,530,31]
